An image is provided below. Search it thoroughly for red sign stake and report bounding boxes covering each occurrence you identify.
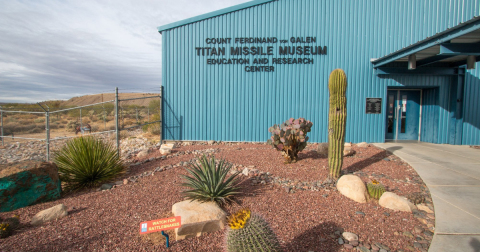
[139,216,181,235]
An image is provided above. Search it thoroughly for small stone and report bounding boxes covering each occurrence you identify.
[423,230,434,237]
[319,237,327,242]
[383,158,390,161]
[394,231,399,236]
[417,217,428,225]
[355,211,365,216]
[242,168,249,176]
[379,249,387,252]
[342,232,358,242]
[414,226,424,234]
[383,212,390,216]
[344,244,354,249]
[285,187,291,193]
[413,242,422,248]
[371,244,379,250]
[100,184,113,190]
[338,237,344,245]
[123,179,128,185]
[350,240,359,246]
[31,204,68,226]
[406,245,415,251]
[403,231,414,238]
[357,246,370,252]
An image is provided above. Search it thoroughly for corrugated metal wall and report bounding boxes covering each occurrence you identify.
[463,65,480,145]
[161,0,480,144]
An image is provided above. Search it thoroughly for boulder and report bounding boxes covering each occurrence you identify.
[343,147,355,157]
[160,144,174,155]
[336,175,367,203]
[207,140,216,145]
[379,192,417,212]
[31,204,68,225]
[0,161,62,212]
[172,200,226,241]
[342,232,359,242]
[317,143,328,156]
[356,142,370,148]
[417,204,434,214]
[137,150,149,158]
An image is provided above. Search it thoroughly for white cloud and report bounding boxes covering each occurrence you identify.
[0,0,250,103]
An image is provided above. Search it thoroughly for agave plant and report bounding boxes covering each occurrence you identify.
[180,155,242,206]
[54,136,125,192]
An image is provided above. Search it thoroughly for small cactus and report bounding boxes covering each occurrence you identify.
[3,215,20,230]
[267,118,313,163]
[0,223,12,238]
[367,179,385,199]
[226,209,282,252]
[406,192,425,204]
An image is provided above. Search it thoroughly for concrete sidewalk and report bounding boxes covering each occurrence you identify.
[374,142,480,252]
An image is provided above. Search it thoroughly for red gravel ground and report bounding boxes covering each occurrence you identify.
[0,143,431,252]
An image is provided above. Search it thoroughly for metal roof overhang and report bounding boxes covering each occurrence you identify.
[372,16,480,75]
[157,0,275,34]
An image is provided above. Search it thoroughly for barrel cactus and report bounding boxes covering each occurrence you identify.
[328,69,347,179]
[226,209,282,252]
[367,179,385,199]
[0,223,12,238]
[267,118,313,163]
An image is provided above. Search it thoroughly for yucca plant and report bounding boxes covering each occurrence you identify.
[54,136,125,192]
[180,155,242,206]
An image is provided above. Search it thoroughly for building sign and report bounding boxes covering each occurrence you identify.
[139,216,181,234]
[366,98,382,114]
[195,37,327,72]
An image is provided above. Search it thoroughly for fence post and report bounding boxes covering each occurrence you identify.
[160,86,163,144]
[115,87,120,158]
[103,105,106,131]
[0,106,4,146]
[136,107,138,124]
[80,108,82,129]
[45,106,50,161]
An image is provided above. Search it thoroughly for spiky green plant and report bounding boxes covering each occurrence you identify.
[0,223,12,238]
[180,155,242,206]
[53,136,125,192]
[2,215,20,230]
[328,69,347,179]
[226,209,282,252]
[367,179,385,199]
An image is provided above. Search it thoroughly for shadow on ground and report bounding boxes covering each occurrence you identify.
[283,221,343,252]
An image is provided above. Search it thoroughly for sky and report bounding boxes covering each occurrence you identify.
[0,0,250,103]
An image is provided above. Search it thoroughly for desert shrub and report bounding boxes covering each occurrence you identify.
[82,118,91,124]
[4,123,37,133]
[267,118,313,163]
[180,155,242,206]
[142,114,161,135]
[60,120,68,124]
[58,124,65,129]
[53,136,125,192]
[34,118,44,123]
[226,209,282,252]
[49,123,59,129]
[28,127,43,134]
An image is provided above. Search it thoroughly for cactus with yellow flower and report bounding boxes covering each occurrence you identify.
[367,179,386,199]
[226,208,282,252]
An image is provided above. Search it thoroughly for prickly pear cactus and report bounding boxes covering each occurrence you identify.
[367,180,385,199]
[328,69,347,179]
[226,209,282,252]
[267,118,313,163]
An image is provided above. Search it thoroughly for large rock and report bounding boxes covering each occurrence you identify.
[317,143,328,156]
[342,232,359,242]
[0,161,62,212]
[31,204,68,225]
[336,175,367,203]
[343,147,356,157]
[379,192,417,212]
[137,150,149,158]
[172,200,226,241]
[160,144,174,155]
[356,142,370,148]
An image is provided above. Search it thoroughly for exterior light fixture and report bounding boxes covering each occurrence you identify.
[408,54,416,70]
[467,55,476,70]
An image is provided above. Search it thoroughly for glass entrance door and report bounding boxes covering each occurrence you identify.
[385,90,421,141]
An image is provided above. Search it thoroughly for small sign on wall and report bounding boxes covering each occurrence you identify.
[366,98,382,114]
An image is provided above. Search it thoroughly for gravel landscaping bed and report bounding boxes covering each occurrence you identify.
[0,142,435,252]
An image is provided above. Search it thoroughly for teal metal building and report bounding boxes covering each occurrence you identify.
[157,0,480,145]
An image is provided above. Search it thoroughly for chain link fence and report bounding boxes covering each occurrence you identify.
[0,87,162,161]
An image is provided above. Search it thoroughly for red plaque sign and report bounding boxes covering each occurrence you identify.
[139,216,181,234]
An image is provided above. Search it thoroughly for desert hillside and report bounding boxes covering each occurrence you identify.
[60,93,160,107]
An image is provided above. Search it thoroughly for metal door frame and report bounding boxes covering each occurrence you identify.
[386,89,423,141]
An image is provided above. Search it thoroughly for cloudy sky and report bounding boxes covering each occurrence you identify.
[0,0,250,103]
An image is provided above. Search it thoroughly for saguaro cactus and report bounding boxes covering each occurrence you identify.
[328,69,347,179]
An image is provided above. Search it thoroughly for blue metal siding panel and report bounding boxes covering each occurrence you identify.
[162,0,480,144]
[463,63,480,145]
